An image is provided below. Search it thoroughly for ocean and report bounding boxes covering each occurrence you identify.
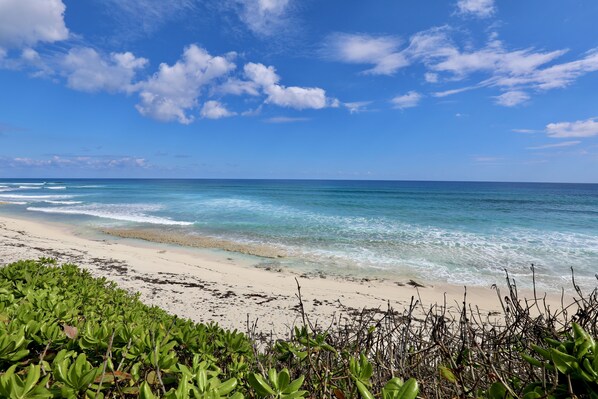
[0,179,596,290]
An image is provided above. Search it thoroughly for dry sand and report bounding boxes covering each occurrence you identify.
[0,214,572,337]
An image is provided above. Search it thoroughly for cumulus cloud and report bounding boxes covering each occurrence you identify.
[527,141,581,150]
[200,100,235,119]
[391,91,422,109]
[494,90,529,107]
[243,62,337,109]
[60,48,148,93]
[324,33,407,75]
[0,0,68,52]
[545,117,598,138]
[456,0,495,18]
[135,45,236,124]
[235,0,292,36]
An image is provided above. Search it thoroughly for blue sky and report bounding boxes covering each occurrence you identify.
[1,0,597,182]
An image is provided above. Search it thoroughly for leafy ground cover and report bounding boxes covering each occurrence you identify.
[0,259,597,398]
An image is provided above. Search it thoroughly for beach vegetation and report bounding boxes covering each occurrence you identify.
[1,259,597,398]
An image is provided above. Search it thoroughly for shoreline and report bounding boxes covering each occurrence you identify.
[0,213,578,336]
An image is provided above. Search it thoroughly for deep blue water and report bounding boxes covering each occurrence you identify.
[1,179,597,289]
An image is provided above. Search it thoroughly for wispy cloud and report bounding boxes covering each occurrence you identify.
[456,0,496,18]
[99,0,196,39]
[473,156,503,163]
[493,90,529,107]
[327,26,598,106]
[512,128,541,134]
[323,33,406,75]
[527,141,581,150]
[233,0,293,37]
[1,155,150,169]
[432,85,479,98]
[391,91,422,109]
[264,116,309,123]
[344,101,372,114]
[545,117,598,138]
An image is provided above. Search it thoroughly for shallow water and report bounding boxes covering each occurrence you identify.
[1,179,596,290]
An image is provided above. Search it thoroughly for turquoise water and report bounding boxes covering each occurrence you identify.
[1,179,597,289]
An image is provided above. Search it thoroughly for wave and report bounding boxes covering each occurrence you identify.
[0,182,46,186]
[71,185,105,188]
[0,201,28,205]
[0,194,75,200]
[43,200,83,205]
[46,186,66,190]
[19,186,41,189]
[26,203,194,226]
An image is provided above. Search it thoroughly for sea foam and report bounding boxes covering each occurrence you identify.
[26,203,193,226]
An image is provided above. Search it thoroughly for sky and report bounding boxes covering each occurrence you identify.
[0,0,598,182]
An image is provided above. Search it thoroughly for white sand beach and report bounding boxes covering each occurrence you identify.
[0,214,573,336]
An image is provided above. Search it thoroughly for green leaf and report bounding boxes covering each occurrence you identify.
[394,378,418,399]
[282,376,304,395]
[439,365,457,383]
[247,373,275,397]
[355,380,375,399]
[276,369,290,391]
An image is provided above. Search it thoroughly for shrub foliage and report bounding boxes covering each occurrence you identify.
[0,258,597,398]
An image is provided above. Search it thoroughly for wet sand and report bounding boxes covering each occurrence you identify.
[101,227,286,259]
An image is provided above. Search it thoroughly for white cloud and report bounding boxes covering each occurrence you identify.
[488,49,598,90]
[432,85,478,97]
[545,117,598,138]
[324,33,407,75]
[527,141,581,150]
[0,0,68,51]
[3,155,149,169]
[266,85,329,109]
[60,48,148,93]
[424,72,438,83]
[456,0,495,18]
[235,0,292,36]
[101,0,195,37]
[135,45,236,124]
[411,29,567,79]
[512,129,541,134]
[243,62,336,110]
[494,90,529,107]
[218,78,261,96]
[21,48,40,62]
[344,101,371,114]
[328,27,598,106]
[200,100,235,119]
[391,91,422,109]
